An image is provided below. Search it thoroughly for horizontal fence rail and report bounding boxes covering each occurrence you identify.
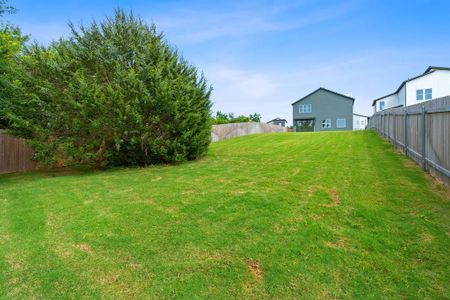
[368,96,450,186]
[0,130,37,174]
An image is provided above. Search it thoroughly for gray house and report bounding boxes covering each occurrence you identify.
[267,118,287,127]
[292,87,354,132]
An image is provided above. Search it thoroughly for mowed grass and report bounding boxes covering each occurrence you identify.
[0,131,449,299]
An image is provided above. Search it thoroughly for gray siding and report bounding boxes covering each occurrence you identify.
[292,89,353,131]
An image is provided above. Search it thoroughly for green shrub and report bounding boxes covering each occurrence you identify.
[3,9,212,167]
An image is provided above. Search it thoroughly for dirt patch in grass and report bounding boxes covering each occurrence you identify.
[74,243,93,253]
[231,190,246,195]
[323,189,340,207]
[325,237,348,249]
[403,158,419,168]
[419,233,434,243]
[247,260,263,281]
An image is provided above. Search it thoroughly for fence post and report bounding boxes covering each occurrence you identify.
[421,105,426,171]
[387,113,390,141]
[404,110,408,155]
[394,113,396,142]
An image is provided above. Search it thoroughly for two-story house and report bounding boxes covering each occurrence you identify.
[266,118,287,127]
[372,66,450,113]
[292,87,353,132]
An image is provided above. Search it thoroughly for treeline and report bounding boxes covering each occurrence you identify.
[210,111,261,125]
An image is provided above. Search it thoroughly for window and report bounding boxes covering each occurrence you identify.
[416,89,424,100]
[336,118,346,128]
[425,88,432,100]
[379,101,385,110]
[361,120,365,125]
[299,104,312,113]
[322,119,331,128]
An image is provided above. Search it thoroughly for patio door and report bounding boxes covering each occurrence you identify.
[296,119,315,132]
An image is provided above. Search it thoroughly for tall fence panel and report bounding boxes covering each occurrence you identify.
[368,96,450,186]
[0,130,37,174]
[211,122,288,142]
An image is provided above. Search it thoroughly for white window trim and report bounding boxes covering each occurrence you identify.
[336,118,346,129]
[299,104,312,113]
[424,88,432,100]
[416,89,424,101]
[322,119,331,129]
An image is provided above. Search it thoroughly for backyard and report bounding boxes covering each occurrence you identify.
[0,131,449,299]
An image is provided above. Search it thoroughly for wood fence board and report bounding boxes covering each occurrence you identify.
[369,96,450,186]
[0,130,37,174]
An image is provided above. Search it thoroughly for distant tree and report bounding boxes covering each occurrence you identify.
[3,9,212,167]
[0,0,27,129]
[0,0,16,16]
[211,111,262,124]
[248,113,261,122]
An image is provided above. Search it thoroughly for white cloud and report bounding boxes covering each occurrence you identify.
[151,1,358,44]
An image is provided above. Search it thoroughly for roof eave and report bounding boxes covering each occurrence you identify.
[291,87,355,105]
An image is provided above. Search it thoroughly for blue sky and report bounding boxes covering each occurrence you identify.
[6,0,450,121]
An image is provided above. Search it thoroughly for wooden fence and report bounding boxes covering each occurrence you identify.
[0,130,37,174]
[211,122,288,142]
[368,96,450,186]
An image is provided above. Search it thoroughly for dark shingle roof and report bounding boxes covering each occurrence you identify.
[353,113,369,118]
[423,66,450,74]
[267,118,287,123]
[291,87,354,106]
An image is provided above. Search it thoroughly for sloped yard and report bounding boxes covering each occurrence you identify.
[0,131,449,298]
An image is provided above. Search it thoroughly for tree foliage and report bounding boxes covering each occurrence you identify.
[2,9,212,167]
[0,0,27,128]
[0,0,16,16]
[210,111,261,125]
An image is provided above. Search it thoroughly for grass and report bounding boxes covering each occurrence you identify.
[0,131,449,299]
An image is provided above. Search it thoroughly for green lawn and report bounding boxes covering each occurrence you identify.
[1,131,449,299]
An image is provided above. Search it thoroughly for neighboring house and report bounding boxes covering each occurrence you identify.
[292,87,354,132]
[267,118,287,127]
[353,114,369,130]
[372,66,450,113]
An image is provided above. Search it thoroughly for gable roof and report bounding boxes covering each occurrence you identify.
[267,117,287,123]
[353,113,369,118]
[291,87,354,106]
[372,66,450,106]
[423,66,450,74]
[371,92,397,106]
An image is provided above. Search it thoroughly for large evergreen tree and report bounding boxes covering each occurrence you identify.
[0,0,27,128]
[3,9,212,167]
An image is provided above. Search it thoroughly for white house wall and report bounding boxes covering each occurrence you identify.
[397,85,406,107]
[353,115,368,130]
[375,93,399,112]
[405,70,450,106]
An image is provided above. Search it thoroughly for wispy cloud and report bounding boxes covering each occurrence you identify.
[207,66,277,100]
[151,1,358,43]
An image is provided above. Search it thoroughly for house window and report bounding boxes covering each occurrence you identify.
[379,101,385,110]
[361,120,365,125]
[336,118,346,128]
[425,88,432,100]
[299,104,312,113]
[322,119,331,129]
[416,89,424,100]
